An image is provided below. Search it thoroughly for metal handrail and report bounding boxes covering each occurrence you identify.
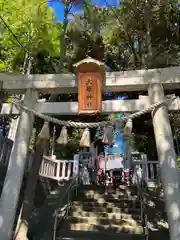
[135,167,149,240]
[52,176,79,240]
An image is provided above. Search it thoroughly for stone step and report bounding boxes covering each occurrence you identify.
[66,216,141,226]
[56,237,144,240]
[71,205,141,215]
[80,185,137,193]
[69,211,141,222]
[79,185,105,191]
[79,189,138,199]
[61,222,143,234]
[80,184,136,191]
[74,197,140,204]
[72,200,141,209]
[56,230,145,240]
[76,193,139,201]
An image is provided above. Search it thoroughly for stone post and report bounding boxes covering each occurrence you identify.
[148,83,180,240]
[8,117,20,141]
[0,89,38,240]
[124,137,131,169]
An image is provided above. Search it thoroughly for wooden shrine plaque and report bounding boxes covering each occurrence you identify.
[78,72,102,114]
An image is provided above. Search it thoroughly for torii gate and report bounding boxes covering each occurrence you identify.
[0,58,180,240]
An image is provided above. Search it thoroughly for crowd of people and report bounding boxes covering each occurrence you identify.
[79,153,142,187]
[97,168,132,187]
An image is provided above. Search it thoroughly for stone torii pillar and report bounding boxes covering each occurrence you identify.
[0,89,38,240]
[148,84,180,240]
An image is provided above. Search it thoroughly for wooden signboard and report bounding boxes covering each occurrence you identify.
[78,72,102,114]
[73,57,105,114]
[99,154,124,170]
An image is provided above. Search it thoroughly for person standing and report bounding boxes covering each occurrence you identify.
[87,157,93,184]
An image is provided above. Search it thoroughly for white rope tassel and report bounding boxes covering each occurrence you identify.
[123,119,133,138]
[56,126,68,145]
[102,125,114,145]
[38,121,50,139]
[80,128,90,147]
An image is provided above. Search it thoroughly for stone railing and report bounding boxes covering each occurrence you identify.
[134,160,160,186]
[146,161,159,181]
[99,154,160,185]
[0,137,13,166]
[0,137,162,184]
[39,156,74,181]
[0,137,74,181]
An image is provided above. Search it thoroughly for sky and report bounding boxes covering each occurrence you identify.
[48,0,120,21]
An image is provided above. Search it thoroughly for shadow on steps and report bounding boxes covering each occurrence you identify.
[27,181,72,240]
[57,184,144,239]
[56,230,145,240]
[148,229,169,240]
[57,184,171,239]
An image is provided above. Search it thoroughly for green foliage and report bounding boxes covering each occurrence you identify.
[55,128,82,159]
[177,157,180,169]
[0,0,59,73]
[1,0,180,157]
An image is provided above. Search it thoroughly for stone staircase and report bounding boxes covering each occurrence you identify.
[56,184,145,240]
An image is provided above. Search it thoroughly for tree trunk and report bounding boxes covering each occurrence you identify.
[58,3,69,72]
[144,1,152,67]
